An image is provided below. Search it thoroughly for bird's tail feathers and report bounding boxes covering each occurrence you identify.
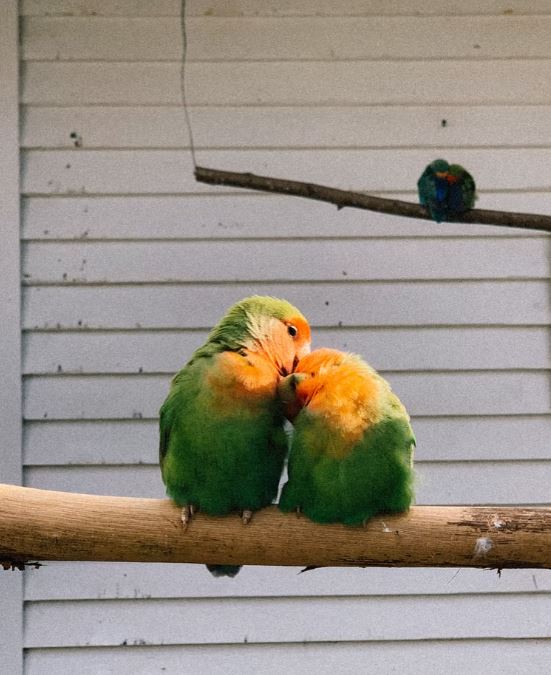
[206,564,242,578]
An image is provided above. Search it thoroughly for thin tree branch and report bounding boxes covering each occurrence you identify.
[1,484,550,570]
[195,166,551,234]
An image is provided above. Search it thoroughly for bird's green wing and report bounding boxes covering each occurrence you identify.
[158,399,173,468]
[462,171,477,209]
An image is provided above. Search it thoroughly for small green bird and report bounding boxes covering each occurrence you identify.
[160,295,311,576]
[278,348,415,526]
[417,158,476,223]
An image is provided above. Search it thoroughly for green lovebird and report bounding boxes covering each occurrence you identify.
[160,296,311,577]
[278,348,415,526]
[417,158,476,223]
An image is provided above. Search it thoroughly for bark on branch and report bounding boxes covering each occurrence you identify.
[1,484,550,570]
[195,166,551,233]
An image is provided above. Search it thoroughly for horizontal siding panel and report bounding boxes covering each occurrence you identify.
[22,327,550,375]
[23,416,551,465]
[21,61,551,105]
[22,640,551,675]
[414,416,551,461]
[21,194,551,241]
[23,594,551,647]
[23,420,158,465]
[19,0,551,17]
[24,562,551,601]
[21,148,551,195]
[22,238,550,284]
[22,281,551,330]
[22,372,551,420]
[21,374,160,421]
[22,374,170,420]
[21,106,551,150]
[23,461,551,503]
[24,465,165,498]
[22,16,551,61]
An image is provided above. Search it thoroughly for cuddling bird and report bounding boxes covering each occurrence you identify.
[417,158,476,223]
[160,296,311,576]
[278,348,415,526]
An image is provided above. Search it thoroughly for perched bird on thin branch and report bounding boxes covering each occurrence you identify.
[417,158,476,223]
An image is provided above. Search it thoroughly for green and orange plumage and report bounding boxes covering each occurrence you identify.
[278,348,415,526]
[417,158,476,223]
[160,296,311,576]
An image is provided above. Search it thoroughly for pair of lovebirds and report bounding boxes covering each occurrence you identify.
[159,296,415,577]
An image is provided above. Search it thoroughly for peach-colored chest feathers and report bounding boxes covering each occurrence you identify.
[206,350,280,412]
[294,350,387,453]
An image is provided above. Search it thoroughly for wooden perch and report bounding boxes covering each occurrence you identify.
[195,166,551,234]
[1,483,550,570]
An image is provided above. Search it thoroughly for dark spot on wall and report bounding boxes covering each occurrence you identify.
[70,131,83,148]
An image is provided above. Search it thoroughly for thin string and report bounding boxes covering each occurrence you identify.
[180,0,197,169]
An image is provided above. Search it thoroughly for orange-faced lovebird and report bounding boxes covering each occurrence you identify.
[417,158,476,223]
[160,296,311,576]
[278,348,415,526]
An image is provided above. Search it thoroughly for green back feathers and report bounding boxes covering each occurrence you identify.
[449,163,477,209]
[281,415,415,526]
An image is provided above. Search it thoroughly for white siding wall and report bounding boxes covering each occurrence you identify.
[13,0,551,672]
[0,3,23,673]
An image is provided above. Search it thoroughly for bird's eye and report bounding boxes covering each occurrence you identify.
[287,324,298,337]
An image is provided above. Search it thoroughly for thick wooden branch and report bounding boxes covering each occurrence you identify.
[1,484,550,570]
[195,166,551,234]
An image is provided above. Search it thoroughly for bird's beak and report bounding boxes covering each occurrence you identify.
[280,346,308,377]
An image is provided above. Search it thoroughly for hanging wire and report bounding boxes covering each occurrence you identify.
[180,0,197,168]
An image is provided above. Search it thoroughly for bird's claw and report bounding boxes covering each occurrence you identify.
[181,504,196,529]
[242,509,253,525]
